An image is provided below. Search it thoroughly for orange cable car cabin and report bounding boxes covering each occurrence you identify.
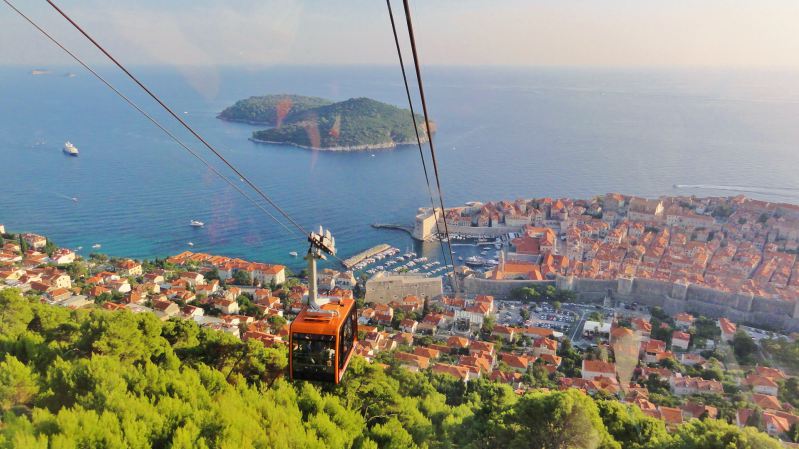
[289,297,357,384]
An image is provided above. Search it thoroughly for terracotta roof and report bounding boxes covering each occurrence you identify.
[672,331,691,341]
[745,374,778,388]
[753,393,782,411]
[413,347,440,359]
[500,353,530,370]
[395,352,430,369]
[755,366,787,380]
[659,406,684,425]
[582,359,616,374]
[431,363,470,380]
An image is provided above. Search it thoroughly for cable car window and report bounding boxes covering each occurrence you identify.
[292,333,335,382]
[338,308,356,370]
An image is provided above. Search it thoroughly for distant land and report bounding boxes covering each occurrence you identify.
[218,95,434,151]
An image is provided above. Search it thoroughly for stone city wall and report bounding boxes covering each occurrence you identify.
[554,275,799,332]
[462,276,554,297]
[443,223,523,237]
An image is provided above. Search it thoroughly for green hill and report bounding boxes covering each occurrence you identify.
[217,94,332,125]
[221,95,433,150]
[0,288,782,449]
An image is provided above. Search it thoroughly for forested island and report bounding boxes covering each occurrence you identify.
[0,288,782,449]
[218,95,433,151]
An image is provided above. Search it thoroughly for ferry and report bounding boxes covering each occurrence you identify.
[190,220,204,227]
[63,141,79,156]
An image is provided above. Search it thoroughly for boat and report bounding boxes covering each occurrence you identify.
[187,242,194,246]
[75,246,82,251]
[190,220,204,227]
[465,256,487,267]
[91,243,101,249]
[63,141,79,156]
[71,197,78,202]
[289,251,298,257]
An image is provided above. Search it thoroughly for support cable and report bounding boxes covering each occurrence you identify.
[401,0,460,294]
[385,0,451,270]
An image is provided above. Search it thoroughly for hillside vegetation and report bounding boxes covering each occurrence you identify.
[221,95,431,150]
[218,94,333,125]
[0,288,781,449]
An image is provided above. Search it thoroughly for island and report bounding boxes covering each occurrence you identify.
[218,95,433,151]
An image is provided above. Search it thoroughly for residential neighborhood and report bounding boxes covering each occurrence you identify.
[5,222,799,444]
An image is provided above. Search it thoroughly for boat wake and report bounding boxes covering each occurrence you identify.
[674,184,799,199]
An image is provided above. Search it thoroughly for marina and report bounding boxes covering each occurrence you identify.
[341,243,392,269]
[349,245,452,278]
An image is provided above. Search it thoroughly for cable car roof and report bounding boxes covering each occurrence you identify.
[291,298,355,335]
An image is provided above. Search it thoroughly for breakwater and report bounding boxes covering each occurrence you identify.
[341,243,391,269]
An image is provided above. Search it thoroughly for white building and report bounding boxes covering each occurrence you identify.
[583,321,611,338]
[581,359,616,381]
[365,272,442,304]
[49,249,76,265]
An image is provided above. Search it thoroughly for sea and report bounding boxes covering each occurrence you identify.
[2,65,799,271]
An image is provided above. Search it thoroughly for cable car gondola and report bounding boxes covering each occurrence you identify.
[289,227,357,384]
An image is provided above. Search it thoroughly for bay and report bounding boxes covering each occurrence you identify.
[2,65,799,270]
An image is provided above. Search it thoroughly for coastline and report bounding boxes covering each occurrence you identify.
[217,115,274,126]
[248,137,426,152]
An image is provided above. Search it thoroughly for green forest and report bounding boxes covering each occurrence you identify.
[222,95,429,149]
[0,288,781,449]
[217,95,332,125]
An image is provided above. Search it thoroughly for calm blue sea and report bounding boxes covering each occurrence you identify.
[2,65,799,270]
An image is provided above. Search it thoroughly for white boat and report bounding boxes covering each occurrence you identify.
[190,220,204,227]
[71,197,78,202]
[187,242,194,246]
[63,141,79,156]
[75,246,82,251]
[91,243,101,249]
[465,256,487,267]
[289,251,298,257]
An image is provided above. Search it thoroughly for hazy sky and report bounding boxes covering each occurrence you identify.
[3,0,799,67]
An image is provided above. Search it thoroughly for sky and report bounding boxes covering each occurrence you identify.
[2,0,799,68]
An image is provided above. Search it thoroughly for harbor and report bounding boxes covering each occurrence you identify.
[341,243,392,269]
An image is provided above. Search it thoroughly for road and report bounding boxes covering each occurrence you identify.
[570,308,587,342]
